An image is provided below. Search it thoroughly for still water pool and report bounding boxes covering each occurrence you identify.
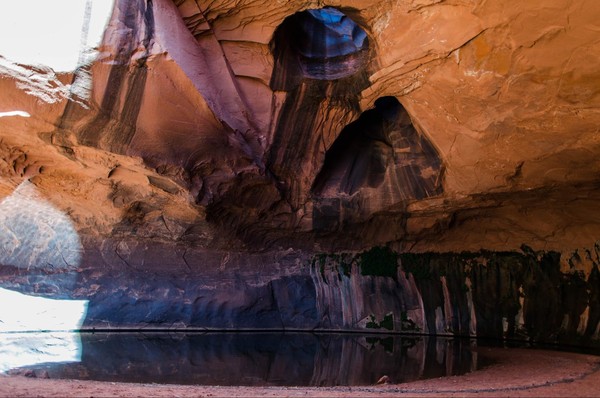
[2,332,485,386]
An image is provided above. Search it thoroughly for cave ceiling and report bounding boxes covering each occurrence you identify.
[0,0,599,252]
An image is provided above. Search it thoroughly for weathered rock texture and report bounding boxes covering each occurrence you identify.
[1,0,600,346]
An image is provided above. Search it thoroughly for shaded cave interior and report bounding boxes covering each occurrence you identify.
[311,96,444,231]
[265,7,444,236]
[3,4,600,381]
[269,6,370,87]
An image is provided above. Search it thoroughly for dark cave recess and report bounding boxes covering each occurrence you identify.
[270,7,370,87]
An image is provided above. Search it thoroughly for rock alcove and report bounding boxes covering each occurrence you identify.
[0,0,599,375]
[312,96,443,231]
[267,7,373,222]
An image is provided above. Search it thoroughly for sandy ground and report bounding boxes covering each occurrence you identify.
[1,347,599,397]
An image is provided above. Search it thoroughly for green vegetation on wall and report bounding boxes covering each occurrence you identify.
[366,313,394,330]
[309,246,399,280]
[366,336,394,353]
[359,246,399,278]
[400,311,420,332]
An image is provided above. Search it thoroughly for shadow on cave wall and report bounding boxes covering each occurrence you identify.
[51,4,444,248]
[0,180,595,345]
[1,242,600,347]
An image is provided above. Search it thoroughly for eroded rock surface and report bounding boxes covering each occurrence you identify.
[0,0,600,345]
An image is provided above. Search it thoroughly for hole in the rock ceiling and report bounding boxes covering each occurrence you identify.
[270,7,369,89]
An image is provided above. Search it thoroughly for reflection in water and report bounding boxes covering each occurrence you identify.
[0,332,83,373]
[0,288,88,373]
[6,333,481,386]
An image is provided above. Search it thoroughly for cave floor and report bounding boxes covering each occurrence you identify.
[1,347,599,397]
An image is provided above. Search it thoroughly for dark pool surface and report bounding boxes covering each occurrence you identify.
[4,332,485,386]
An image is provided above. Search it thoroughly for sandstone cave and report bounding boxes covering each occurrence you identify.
[1,0,600,396]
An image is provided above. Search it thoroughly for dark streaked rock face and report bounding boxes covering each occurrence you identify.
[263,8,374,234]
[312,97,443,231]
[270,7,370,87]
[73,0,155,153]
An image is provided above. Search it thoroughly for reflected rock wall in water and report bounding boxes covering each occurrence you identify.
[10,333,478,386]
[0,332,83,373]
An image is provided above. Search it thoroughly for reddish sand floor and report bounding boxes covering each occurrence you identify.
[1,347,599,397]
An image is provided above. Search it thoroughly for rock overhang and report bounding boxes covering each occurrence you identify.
[0,0,598,253]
